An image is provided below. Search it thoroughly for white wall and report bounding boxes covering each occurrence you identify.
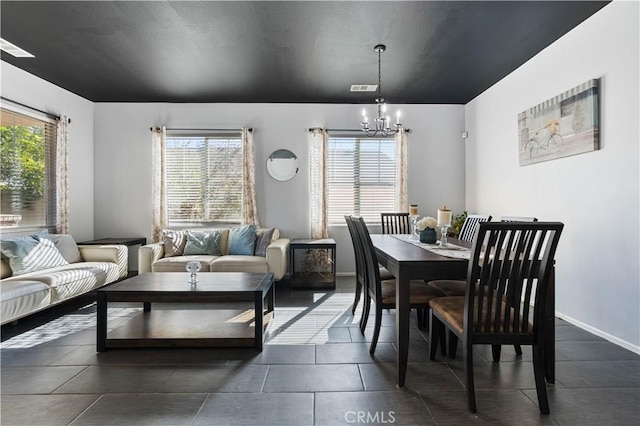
[93,103,465,273]
[465,1,639,352]
[0,62,96,241]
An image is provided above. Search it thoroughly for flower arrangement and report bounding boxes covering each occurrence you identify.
[416,216,437,231]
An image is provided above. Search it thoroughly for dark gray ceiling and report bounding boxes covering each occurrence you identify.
[1,1,609,104]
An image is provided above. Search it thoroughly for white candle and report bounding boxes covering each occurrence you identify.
[437,207,452,226]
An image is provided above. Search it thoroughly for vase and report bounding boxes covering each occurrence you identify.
[419,228,437,244]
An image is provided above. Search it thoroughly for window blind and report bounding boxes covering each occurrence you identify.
[327,137,397,224]
[0,108,57,231]
[165,134,242,226]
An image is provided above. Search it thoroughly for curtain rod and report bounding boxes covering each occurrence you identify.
[1,96,71,123]
[308,128,411,133]
[150,127,252,132]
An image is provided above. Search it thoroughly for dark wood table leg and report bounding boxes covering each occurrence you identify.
[267,280,275,316]
[255,290,264,352]
[396,271,410,388]
[97,292,107,352]
[143,302,151,312]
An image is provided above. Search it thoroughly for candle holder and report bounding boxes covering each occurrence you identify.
[410,215,420,238]
[437,225,450,248]
[185,261,201,286]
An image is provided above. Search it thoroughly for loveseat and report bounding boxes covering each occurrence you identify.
[138,226,289,280]
[1,232,128,325]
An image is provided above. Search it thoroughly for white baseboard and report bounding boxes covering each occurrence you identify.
[556,312,640,355]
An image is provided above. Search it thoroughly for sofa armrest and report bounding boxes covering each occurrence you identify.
[78,245,128,279]
[138,243,164,274]
[265,238,289,281]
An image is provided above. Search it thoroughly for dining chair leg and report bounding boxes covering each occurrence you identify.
[416,308,425,329]
[491,344,502,362]
[352,280,362,315]
[514,344,523,356]
[369,306,383,355]
[463,339,477,413]
[448,330,458,358]
[360,294,371,334]
[429,314,444,360]
[532,343,550,414]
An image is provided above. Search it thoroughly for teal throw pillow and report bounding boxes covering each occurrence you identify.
[228,225,257,255]
[183,231,221,255]
[0,231,69,275]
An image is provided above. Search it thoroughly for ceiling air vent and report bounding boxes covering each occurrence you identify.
[350,84,378,92]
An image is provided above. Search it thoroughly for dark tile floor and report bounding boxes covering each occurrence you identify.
[1,277,639,425]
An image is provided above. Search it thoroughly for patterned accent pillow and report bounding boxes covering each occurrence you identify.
[162,230,187,257]
[228,225,257,255]
[0,232,69,275]
[183,231,221,255]
[254,228,275,257]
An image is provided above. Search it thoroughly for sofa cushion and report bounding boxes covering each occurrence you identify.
[1,280,51,324]
[162,230,187,257]
[254,228,276,257]
[48,234,82,263]
[1,232,68,275]
[152,255,219,272]
[210,255,269,274]
[1,258,11,279]
[228,225,257,255]
[183,231,222,255]
[7,262,119,302]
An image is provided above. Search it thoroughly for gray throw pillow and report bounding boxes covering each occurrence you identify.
[183,231,221,255]
[48,234,82,263]
[254,228,275,257]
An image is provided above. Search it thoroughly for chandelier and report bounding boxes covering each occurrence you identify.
[360,44,402,137]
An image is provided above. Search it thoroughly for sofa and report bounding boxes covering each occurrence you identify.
[1,232,128,325]
[138,226,289,281]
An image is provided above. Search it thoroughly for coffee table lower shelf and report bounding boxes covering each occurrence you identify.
[104,309,273,349]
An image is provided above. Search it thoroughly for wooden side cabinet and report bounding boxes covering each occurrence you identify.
[289,238,336,290]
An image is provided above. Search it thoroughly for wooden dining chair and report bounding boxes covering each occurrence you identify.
[353,216,446,354]
[345,216,367,324]
[428,221,564,414]
[457,214,492,242]
[345,216,395,327]
[380,212,411,234]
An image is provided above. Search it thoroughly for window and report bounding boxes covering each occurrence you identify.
[327,137,398,224]
[0,108,57,231]
[165,131,242,227]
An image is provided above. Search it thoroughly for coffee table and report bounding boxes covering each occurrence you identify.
[96,272,274,352]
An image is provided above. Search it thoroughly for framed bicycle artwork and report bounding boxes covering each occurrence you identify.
[518,79,600,166]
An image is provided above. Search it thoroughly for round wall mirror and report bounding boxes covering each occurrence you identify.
[267,149,299,181]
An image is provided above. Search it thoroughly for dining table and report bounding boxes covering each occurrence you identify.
[370,233,556,388]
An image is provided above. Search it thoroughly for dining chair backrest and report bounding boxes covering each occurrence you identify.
[352,216,383,301]
[500,216,538,222]
[458,214,492,242]
[381,212,411,234]
[345,215,367,292]
[465,221,564,337]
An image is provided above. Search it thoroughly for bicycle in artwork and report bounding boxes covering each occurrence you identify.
[524,119,563,159]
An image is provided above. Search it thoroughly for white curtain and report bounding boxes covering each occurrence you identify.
[395,128,409,212]
[242,127,260,226]
[309,128,328,239]
[151,126,167,243]
[56,116,70,234]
